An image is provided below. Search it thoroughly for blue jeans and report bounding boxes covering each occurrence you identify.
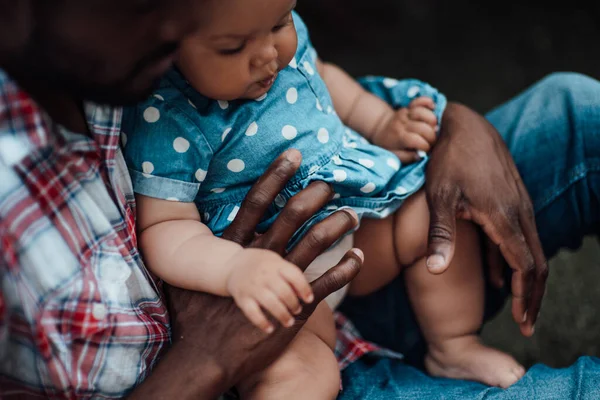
[338,73,600,399]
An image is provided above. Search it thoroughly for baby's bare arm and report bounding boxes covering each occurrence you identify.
[136,194,313,332]
[317,59,393,142]
[136,194,244,296]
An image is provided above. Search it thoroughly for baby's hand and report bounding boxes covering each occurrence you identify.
[376,97,438,163]
[227,249,314,334]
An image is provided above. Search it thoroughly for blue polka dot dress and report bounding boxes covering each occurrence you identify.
[122,12,447,248]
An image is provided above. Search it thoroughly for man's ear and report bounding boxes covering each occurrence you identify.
[0,0,33,58]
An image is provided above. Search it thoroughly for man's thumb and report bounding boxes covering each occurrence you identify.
[426,205,457,274]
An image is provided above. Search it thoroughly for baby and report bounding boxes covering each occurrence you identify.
[123,0,525,398]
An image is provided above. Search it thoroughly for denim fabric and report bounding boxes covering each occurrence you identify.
[340,356,600,399]
[121,12,446,248]
[339,73,600,399]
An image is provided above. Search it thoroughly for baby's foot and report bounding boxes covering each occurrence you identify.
[425,335,525,388]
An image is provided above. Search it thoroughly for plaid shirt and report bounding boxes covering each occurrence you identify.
[0,69,397,399]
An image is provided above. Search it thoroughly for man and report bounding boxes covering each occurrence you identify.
[0,0,598,398]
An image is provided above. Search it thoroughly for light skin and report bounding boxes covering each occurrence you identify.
[0,0,549,397]
[141,0,441,335]
[138,0,529,394]
[0,1,363,399]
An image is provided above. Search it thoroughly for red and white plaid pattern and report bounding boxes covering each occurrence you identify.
[0,69,391,398]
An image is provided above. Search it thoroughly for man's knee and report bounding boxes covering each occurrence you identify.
[534,72,600,151]
[537,72,600,109]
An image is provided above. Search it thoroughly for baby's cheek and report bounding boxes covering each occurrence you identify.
[278,29,298,67]
[195,69,249,101]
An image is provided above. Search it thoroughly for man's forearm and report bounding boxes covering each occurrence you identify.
[126,342,228,400]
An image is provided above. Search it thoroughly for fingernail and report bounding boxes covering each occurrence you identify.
[294,306,302,315]
[351,248,364,262]
[531,325,535,335]
[522,311,527,323]
[417,150,427,159]
[345,208,359,224]
[285,149,302,163]
[286,318,295,327]
[426,254,445,270]
[306,294,314,303]
[265,325,274,334]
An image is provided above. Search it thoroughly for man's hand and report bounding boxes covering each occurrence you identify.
[164,149,362,398]
[425,102,548,338]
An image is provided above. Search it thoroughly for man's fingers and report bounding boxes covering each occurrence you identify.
[491,217,536,324]
[425,184,460,274]
[510,269,529,326]
[518,201,548,333]
[286,208,358,271]
[223,149,302,245]
[255,181,333,255]
[305,249,363,314]
[485,237,505,288]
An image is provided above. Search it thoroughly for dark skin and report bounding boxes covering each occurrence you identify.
[129,150,363,399]
[0,0,546,397]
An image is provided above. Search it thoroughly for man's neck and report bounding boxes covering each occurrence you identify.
[35,89,89,134]
[9,72,90,135]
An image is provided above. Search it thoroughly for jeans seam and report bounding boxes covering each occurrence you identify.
[534,159,600,214]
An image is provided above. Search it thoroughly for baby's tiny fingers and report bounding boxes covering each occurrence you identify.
[238,298,274,334]
[408,107,437,127]
[259,290,295,328]
[269,277,302,315]
[409,96,435,110]
[396,129,431,152]
[393,150,421,164]
[406,121,436,145]
[280,264,314,304]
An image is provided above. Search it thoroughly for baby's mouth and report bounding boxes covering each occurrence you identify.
[257,73,278,88]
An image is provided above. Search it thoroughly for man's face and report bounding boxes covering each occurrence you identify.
[0,0,203,104]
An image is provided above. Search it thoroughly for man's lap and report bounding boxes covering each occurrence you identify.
[339,72,600,396]
[339,356,600,399]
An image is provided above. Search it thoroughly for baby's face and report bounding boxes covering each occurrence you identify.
[177,0,298,101]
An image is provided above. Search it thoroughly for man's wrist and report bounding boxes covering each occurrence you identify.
[171,340,230,398]
[129,340,230,399]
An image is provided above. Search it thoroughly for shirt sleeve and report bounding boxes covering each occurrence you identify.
[121,93,213,203]
[358,77,447,133]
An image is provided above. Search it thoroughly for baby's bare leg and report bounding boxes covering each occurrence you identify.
[237,302,340,400]
[354,191,525,388]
